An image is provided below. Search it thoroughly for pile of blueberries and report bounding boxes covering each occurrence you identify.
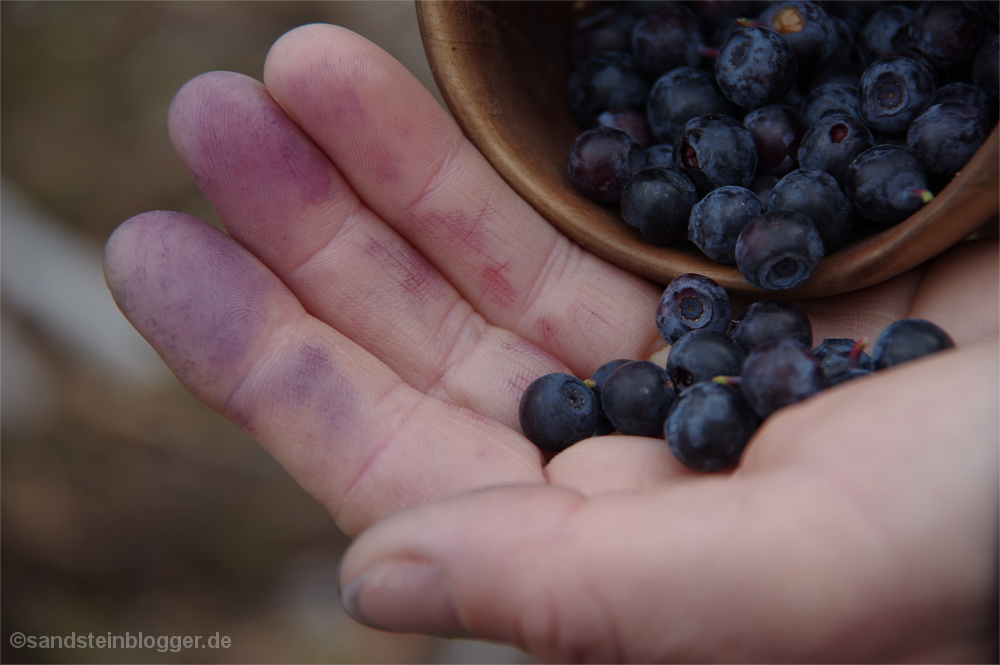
[565,0,998,291]
[518,272,955,471]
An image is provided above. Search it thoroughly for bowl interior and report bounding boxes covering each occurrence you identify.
[416,0,999,298]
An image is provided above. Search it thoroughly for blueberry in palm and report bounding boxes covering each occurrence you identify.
[664,381,759,473]
[621,167,698,245]
[688,185,763,264]
[600,360,676,438]
[871,318,955,370]
[741,339,825,419]
[519,373,599,453]
[666,329,746,393]
[729,298,813,354]
[655,273,732,344]
[812,338,873,387]
[590,359,632,436]
[735,209,825,291]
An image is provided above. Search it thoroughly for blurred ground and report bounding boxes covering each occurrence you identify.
[1,2,531,663]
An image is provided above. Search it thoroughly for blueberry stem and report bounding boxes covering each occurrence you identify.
[584,378,597,389]
[848,338,868,369]
[697,44,719,59]
[712,375,742,386]
[908,188,935,204]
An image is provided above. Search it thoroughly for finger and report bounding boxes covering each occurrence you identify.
[167,70,567,430]
[339,343,999,662]
[104,211,544,536]
[907,237,999,344]
[543,435,694,497]
[262,24,663,376]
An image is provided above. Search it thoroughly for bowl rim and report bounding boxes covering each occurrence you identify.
[416,0,1000,297]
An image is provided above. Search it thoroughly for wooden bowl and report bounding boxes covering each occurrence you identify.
[416,0,999,298]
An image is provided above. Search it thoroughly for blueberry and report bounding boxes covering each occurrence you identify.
[812,338,873,387]
[760,1,840,74]
[767,167,854,251]
[748,174,781,203]
[973,35,1000,102]
[859,5,915,66]
[743,104,809,176]
[621,167,699,245]
[871,318,955,370]
[570,7,640,66]
[631,3,707,79]
[740,339,825,419]
[797,112,874,186]
[673,114,758,196]
[590,359,632,436]
[688,185,764,264]
[664,381,759,472]
[858,55,936,136]
[568,127,646,203]
[800,83,861,127]
[909,0,985,70]
[646,66,736,145]
[906,102,992,184]
[729,298,813,355]
[845,144,933,226]
[715,26,798,110]
[666,329,746,393]
[736,209,825,291]
[519,373,599,452]
[600,360,676,438]
[644,143,675,168]
[932,83,998,125]
[655,273,732,344]
[596,106,655,148]
[567,51,650,129]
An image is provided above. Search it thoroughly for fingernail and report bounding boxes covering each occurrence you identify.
[341,559,465,635]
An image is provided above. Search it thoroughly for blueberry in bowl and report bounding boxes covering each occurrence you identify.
[417,1,999,298]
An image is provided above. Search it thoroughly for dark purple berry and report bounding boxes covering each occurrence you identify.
[768,167,855,251]
[590,359,632,436]
[567,52,650,129]
[736,209,825,291]
[909,1,985,70]
[797,112,874,185]
[600,360,676,437]
[906,102,992,183]
[812,338,873,387]
[741,339,825,419]
[688,185,764,264]
[729,298,813,354]
[673,114,758,196]
[568,127,646,203]
[666,329,746,393]
[871,318,955,370]
[973,35,1000,102]
[664,381,759,472]
[570,7,640,66]
[621,166,699,245]
[596,106,655,148]
[644,143,675,168]
[519,373,599,453]
[646,66,736,145]
[715,26,798,109]
[801,83,861,127]
[845,144,933,226]
[858,55,936,136]
[655,273,732,344]
[761,1,840,74]
[859,5,915,66]
[631,3,708,79]
[743,104,809,176]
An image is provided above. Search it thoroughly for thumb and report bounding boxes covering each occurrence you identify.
[336,479,831,663]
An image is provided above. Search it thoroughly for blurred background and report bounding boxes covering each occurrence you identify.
[1,2,532,663]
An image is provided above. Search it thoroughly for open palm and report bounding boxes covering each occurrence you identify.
[105,25,998,662]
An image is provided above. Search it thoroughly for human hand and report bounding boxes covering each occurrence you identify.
[104,24,999,662]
